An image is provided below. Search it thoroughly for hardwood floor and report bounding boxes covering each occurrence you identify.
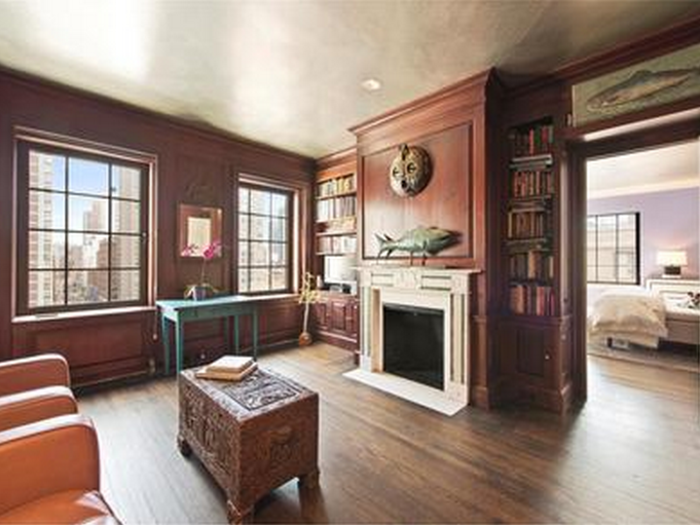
[77,343,700,524]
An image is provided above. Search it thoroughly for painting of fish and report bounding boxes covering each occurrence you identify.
[375,227,457,264]
[586,68,700,112]
[572,42,700,126]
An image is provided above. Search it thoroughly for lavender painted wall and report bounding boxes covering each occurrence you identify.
[587,186,699,304]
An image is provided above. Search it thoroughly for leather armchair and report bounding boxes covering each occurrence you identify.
[0,414,119,524]
[0,353,71,396]
[0,386,77,432]
[0,354,76,432]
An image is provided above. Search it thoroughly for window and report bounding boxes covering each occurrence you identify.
[237,184,292,293]
[18,142,149,314]
[587,212,640,285]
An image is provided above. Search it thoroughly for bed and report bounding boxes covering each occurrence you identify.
[588,279,700,349]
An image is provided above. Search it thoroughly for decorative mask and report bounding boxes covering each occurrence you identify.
[389,144,431,197]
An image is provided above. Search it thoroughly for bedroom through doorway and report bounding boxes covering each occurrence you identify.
[584,138,700,375]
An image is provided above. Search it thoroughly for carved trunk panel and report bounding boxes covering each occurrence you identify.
[178,368,319,523]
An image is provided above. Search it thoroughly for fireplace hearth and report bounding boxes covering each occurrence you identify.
[383,303,444,389]
[344,265,478,415]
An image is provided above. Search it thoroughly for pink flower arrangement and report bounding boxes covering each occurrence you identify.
[181,240,223,298]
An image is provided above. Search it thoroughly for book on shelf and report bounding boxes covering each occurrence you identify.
[509,283,554,316]
[196,360,258,382]
[509,251,554,281]
[316,195,356,222]
[507,210,552,239]
[318,235,357,254]
[509,121,554,158]
[510,168,554,198]
[317,174,356,198]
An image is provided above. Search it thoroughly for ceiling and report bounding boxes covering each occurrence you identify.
[0,1,699,158]
[587,141,700,197]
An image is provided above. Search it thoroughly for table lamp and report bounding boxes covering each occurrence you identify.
[656,250,687,278]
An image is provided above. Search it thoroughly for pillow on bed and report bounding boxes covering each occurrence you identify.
[588,288,668,339]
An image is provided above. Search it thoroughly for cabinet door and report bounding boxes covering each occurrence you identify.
[346,301,359,339]
[330,301,347,333]
[313,301,328,330]
[501,323,555,388]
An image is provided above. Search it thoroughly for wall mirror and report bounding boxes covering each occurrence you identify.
[178,204,223,257]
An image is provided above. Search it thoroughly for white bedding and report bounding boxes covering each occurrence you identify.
[588,287,668,348]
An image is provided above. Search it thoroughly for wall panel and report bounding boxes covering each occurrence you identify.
[0,70,313,384]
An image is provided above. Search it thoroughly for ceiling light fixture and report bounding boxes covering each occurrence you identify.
[361,78,382,92]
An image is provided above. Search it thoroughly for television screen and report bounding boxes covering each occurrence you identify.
[324,255,356,285]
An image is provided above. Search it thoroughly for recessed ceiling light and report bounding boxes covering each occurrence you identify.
[361,78,382,92]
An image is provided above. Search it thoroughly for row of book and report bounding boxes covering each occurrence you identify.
[317,175,356,198]
[511,169,554,198]
[316,195,356,222]
[509,283,555,316]
[507,210,552,239]
[317,235,357,254]
[510,122,554,158]
[509,251,554,281]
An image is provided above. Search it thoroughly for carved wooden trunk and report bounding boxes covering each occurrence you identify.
[178,368,319,524]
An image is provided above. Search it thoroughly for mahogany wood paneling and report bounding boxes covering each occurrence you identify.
[351,70,502,408]
[361,125,473,259]
[0,68,313,384]
[312,292,359,354]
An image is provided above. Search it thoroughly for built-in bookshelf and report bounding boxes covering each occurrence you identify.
[315,166,357,257]
[505,118,555,316]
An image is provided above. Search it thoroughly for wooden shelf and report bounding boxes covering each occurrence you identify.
[316,190,357,201]
[315,216,356,225]
[315,230,357,237]
[508,194,553,204]
[316,251,356,256]
[505,236,550,245]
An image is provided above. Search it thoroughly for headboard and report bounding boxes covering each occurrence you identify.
[647,278,700,303]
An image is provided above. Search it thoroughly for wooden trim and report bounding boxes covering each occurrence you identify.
[316,146,357,171]
[509,15,700,99]
[0,67,313,166]
[555,15,700,83]
[14,139,153,316]
[566,114,700,405]
[350,69,495,139]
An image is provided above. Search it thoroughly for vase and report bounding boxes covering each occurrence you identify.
[190,285,208,301]
[298,331,312,347]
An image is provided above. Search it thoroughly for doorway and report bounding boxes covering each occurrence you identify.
[569,121,700,400]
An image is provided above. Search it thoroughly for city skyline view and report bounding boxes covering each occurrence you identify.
[28,149,143,309]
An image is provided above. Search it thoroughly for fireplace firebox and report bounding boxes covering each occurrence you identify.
[383,303,444,390]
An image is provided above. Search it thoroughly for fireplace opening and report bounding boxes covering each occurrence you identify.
[383,303,444,390]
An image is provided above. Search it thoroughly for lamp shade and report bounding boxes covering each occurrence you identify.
[656,250,687,266]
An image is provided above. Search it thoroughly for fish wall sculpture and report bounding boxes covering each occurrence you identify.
[375,227,457,265]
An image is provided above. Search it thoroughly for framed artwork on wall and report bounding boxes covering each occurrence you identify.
[178,204,223,258]
[572,42,700,127]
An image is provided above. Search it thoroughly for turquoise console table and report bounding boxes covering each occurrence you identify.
[156,295,259,375]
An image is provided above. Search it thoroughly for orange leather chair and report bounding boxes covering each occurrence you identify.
[0,354,77,431]
[0,414,120,524]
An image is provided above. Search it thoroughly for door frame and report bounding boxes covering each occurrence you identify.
[567,117,700,403]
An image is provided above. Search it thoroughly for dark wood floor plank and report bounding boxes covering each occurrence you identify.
[77,344,700,524]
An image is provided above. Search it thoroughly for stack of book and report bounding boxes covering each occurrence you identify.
[195,355,257,381]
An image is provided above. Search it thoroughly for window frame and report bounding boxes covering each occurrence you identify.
[587,211,641,286]
[236,182,294,295]
[16,140,151,315]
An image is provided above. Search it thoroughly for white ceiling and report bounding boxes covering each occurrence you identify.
[0,0,699,158]
[587,141,700,197]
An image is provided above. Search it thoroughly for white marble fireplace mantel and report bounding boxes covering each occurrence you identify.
[345,265,479,415]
